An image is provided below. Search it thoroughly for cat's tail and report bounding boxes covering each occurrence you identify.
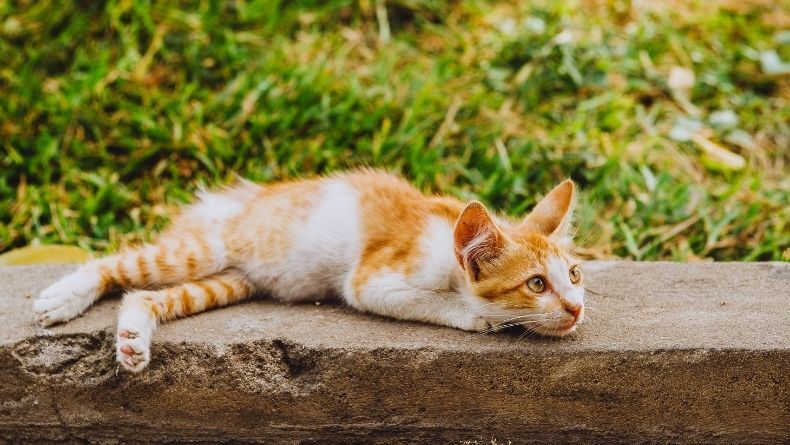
[98,232,228,291]
[33,231,228,327]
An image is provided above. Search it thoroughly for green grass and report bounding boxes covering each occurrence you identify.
[1,0,788,260]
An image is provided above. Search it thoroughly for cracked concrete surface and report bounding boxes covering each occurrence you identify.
[1,262,788,444]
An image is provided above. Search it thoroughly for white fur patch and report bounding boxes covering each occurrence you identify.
[352,270,486,331]
[548,255,584,308]
[414,216,457,290]
[241,179,362,302]
[33,264,103,326]
[186,189,247,224]
[184,189,249,270]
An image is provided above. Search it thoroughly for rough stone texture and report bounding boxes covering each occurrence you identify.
[0,261,788,444]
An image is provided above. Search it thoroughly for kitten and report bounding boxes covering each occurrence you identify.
[33,170,585,372]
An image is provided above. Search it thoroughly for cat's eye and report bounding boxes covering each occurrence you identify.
[526,276,546,293]
[569,265,582,284]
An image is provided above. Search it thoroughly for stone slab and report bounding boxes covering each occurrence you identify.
[0,262,788,443]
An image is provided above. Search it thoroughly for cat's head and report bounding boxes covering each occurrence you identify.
[453,180,584,337]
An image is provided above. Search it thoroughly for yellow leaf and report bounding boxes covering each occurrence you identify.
[0,245,90,265]
[691,134,746,171]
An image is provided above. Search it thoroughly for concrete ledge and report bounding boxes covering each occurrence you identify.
[1,262,788,444]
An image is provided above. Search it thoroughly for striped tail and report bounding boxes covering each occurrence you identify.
[95,232,227,295]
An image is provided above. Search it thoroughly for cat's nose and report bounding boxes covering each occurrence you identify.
[564,303,582,320]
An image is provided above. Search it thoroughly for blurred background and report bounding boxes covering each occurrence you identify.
[0,0,787,261]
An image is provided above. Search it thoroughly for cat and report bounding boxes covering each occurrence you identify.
[33,170,585,372]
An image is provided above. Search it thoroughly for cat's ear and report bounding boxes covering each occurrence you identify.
[453,201,505,280]
[520,179,576,244]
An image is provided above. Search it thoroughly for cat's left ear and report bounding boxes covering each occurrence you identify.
[453,201,506,280]
[520,179,576,245]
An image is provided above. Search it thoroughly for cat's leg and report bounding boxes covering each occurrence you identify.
[34,233,227,327]
[345,272,489,332]
[116,268,254,372]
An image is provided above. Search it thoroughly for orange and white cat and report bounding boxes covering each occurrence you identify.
[33,170,584,372]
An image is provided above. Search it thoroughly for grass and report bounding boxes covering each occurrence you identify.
[1,0,788,260]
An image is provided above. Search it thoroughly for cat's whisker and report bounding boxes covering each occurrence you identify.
[476,301,507,309]
[475,322,529,335]
[515,326,538,344]
[476,318,554,330]
[572,231,596,255]
[476,316,562,335]
[478,318,522,329]
[474,312,561,335]
[571,191,601,252]
[476,314,554,319]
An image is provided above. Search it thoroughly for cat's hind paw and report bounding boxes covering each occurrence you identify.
[116,308,156,373]
[117,328,151,373]
[33,272,99,327]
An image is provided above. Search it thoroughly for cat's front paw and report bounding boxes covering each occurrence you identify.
[33,272,99,327]
[451,314,492,332]
[117,328,151,373]
[470,316,494,332]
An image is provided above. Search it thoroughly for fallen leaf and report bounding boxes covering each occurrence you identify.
[691,134,746,171]
[0,245,90,265]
